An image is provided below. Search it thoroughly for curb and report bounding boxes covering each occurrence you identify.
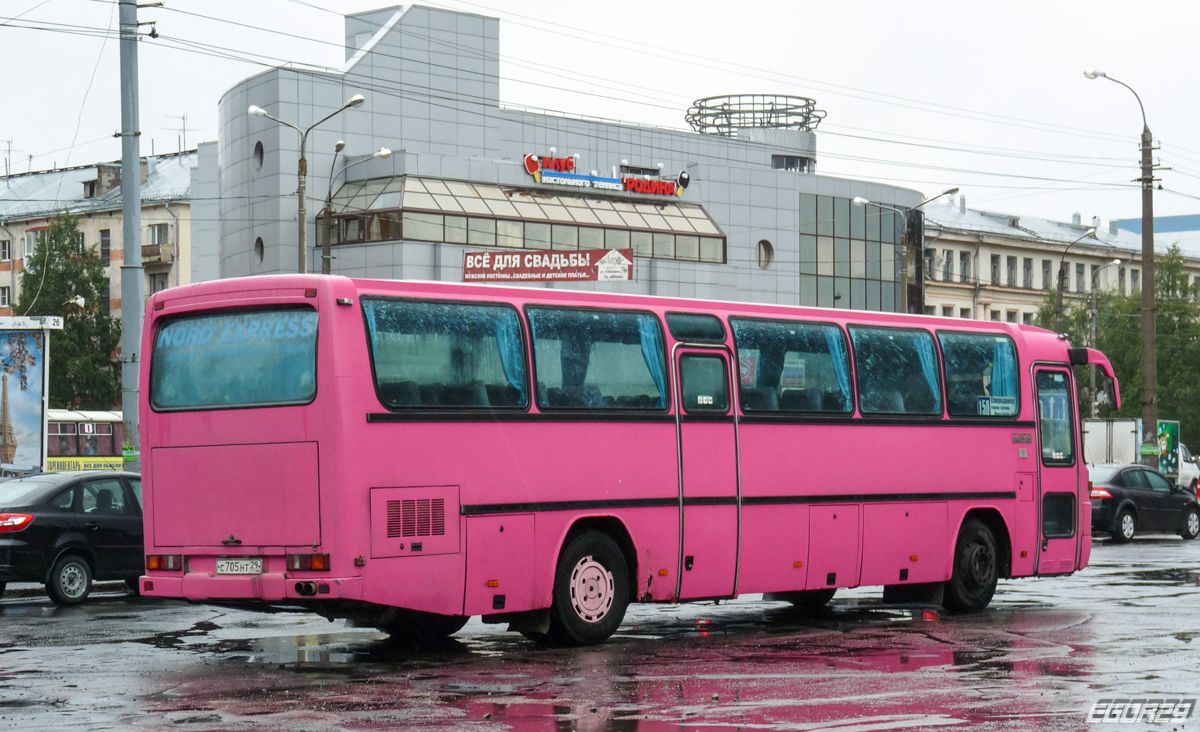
[2,581,128,599]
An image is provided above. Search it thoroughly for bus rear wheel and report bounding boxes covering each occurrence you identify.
[379,612,468,644]
[542,531,629,647]
[942,518,998,614]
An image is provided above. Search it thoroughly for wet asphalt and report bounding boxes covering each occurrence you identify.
[1,537,1198,732]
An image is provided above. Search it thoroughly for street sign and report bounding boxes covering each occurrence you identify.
[0,316,63,330]
[123,445,137,462]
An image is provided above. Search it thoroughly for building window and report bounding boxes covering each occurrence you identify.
[991,255,1001,285]
[942,249,953,281]
[960,307,971,319]
[1023,258,1033,289]
[942,306,953,317]
[756,239,773,270]
[99,229,110,265]
[620,163,660,178]
[1006,311,1018,323]
[254,237,264,263]
[1006,256,1017,287]
[1131,269,1140,293]
[771,155,811,173]
[924,306,936,315]
[960,251,970,284]
[0,287,10,308]
[1118,267,1126,294]
[100,283,109,313]
[149,273,169,294]
[24,229,46,259]
[1090,264,1099,292]
[991,310,1001,321]
[148,223,170,247]
[1076,263,1085,293]
[0,239,9,263]
[1022,313,1033,325]
[924,249,936,280]
[1042,259,1052,291]
[254,141,264,171]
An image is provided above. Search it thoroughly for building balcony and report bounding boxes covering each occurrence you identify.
[142,244,173,263]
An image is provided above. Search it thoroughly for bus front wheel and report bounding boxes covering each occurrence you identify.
[541,531,630,647]
[942,518,998,614]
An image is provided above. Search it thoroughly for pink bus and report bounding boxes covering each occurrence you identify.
[138,275,1121,645]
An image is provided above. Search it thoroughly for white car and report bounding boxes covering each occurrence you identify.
[1179,443,1199,492]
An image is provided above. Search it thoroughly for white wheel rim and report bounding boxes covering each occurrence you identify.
[1188,513,1199,537]
[1121,514,1135,539]
[569,555,614,624]
[60,563,86,599]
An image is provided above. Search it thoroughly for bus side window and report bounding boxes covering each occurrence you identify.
[850,326,943,416]
[939,332,1020,418]
[528,308,667,410]
[730,318,853,414]
[47,422,78,457]
[363,299,529,409]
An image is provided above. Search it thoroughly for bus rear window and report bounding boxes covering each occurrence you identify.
[362,299,528,408]
[150,309,318,410]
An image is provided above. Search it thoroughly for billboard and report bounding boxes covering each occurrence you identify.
[1158,420,1181,476]
[463,249,634,283]
[0,330,45,471]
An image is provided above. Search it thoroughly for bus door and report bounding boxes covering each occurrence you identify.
[1034,368,1081,575]
[673,347,740,600]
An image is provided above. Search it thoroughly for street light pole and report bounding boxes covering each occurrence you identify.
[248,94,365,274]
[1090,258,1123,417]
[853,187,958,313]
[1085,69,1157,466]
[321,144,391,275]
[1054,227,1096,333]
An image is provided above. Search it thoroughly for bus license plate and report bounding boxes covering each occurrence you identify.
[216,557,263,575]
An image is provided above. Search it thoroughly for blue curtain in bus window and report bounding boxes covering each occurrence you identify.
[914,333,940,405]
[495,314,527,398]
[638,315,668,408]
[823,327,852,401]
[992,339,1017,398]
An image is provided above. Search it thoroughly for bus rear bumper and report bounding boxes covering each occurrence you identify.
[139,573,363,602]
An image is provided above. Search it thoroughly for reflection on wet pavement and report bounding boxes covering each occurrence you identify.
[0,539,1196,730]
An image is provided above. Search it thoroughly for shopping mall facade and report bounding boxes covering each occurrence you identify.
[218,4,923,310]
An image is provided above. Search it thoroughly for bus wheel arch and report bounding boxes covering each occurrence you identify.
[959,508,1012,579]
[559,516,638,602]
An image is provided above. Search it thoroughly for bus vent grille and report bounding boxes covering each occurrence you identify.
[387,498,446,538]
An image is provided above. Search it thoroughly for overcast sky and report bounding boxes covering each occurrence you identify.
[4,0,1200,225]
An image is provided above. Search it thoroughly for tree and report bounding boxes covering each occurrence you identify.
[1037,245,1200,447]
[17,213,121,409]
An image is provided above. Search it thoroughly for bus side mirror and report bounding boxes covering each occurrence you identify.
[1098,377,1118,409]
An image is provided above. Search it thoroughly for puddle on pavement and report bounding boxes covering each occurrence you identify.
[1123,567,1200,585]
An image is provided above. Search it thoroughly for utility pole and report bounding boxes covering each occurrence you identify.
[1139,124,1158,468]
[119,0,145,473]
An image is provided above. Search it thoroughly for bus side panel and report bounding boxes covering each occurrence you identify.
[352,420,679,616]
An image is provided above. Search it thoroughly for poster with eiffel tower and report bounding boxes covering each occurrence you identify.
[0,317,59,473]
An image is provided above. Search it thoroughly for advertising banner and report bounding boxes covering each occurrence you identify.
[0,331,45,471]
[463,249,634,283]
[1158,420,1180,476]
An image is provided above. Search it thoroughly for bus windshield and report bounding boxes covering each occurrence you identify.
[150,308,319,410]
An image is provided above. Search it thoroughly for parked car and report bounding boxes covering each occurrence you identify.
[0,471,143,605]
[1178,443,1199,492]
[1090,463,1200,543]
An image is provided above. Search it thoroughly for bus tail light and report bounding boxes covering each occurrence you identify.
[1089,488,1113,499]
[287,553,330,571]
[0,514,33,533]
[146,554,183,571]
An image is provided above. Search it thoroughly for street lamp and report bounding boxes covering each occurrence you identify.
[1053,227,1096,333]
[853,187,958,313]
[1089,258,1123,417]
[1085,68,1157,465]
[321,144,392,275]
[248,93,366,274]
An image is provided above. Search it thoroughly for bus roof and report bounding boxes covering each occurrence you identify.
[47,410,122,422]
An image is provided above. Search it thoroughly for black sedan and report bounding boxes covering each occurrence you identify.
[0,471,143,605]
[1090,463,1200,543]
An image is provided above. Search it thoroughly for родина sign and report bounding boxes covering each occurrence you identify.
[463,249,634,283]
